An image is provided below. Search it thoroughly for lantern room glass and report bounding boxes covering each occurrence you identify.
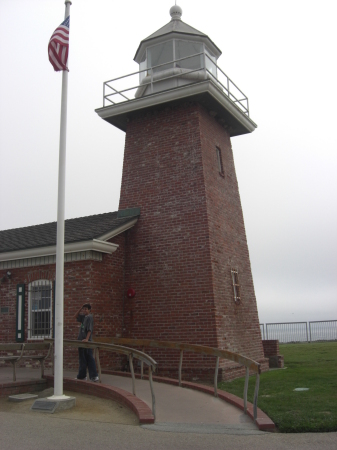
[138,39,218,83]
[147,41,174,73]
[205,49,217,77]
[175,40,202,70]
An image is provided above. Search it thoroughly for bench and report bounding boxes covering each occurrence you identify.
[0,342,52,381]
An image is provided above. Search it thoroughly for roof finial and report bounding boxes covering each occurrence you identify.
[170,3,182,20]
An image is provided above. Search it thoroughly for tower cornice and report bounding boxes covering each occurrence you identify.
[95,80,257,137]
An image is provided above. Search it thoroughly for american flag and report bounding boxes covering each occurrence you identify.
[48,16,70,71]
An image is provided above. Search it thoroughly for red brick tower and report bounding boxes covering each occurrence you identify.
[96,5,267,379]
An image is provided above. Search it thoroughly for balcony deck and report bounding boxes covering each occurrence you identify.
[95,54,257,137]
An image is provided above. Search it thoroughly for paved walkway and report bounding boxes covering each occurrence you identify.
[0,366,260,433]
[1,367,336,449]
[65,369,260,433]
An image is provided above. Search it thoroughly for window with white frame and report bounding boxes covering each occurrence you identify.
[28,280,52,338]
[231,268,241,304]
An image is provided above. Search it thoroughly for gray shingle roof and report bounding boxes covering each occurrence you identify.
[0,210,140,253]
[144,18,207,41]
[134,17,221,62]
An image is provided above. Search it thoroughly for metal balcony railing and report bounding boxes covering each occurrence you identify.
[102,53,250,117]
[263,320,337,343]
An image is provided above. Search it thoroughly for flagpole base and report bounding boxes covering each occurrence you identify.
[47,394,73,401]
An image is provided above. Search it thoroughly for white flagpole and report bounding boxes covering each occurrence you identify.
[52,0,72,399]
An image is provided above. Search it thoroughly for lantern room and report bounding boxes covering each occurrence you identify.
[134,5,221,97]
[96,4,257,137]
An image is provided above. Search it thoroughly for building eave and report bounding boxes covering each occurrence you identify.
[0,239,119,263]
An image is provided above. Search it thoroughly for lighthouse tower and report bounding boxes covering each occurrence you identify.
[96,5,267,379]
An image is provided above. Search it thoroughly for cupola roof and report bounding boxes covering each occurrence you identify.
[134,5,221,63]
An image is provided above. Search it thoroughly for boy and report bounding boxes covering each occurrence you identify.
[74,303,99,382]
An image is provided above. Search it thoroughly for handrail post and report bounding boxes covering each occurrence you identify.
[179,349,183,386]
[129,353,136,396]
[12,360,16,382]
[253,373,260,421]
[149,365,156,419]
[13,343,25,382]
[214,356,219,397]
[141,346,144,379]
[243,367,249,414]
[95,347,102,383]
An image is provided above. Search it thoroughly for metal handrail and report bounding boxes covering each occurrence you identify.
[44,338,158,418]
[211,56,248,101]
[102,53,250,117]
[309,320,337,343]
[104,66,207,103]
[105,52,205,86]
[103,53,205,103]
[0,342,52,381]
[95,337,261,422]
[266,322,308,343]
[206,69,248,115]
[262,320,337,343]
[104,66,248,116]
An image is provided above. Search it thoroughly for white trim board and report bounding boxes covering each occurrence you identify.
[0,239,118,263]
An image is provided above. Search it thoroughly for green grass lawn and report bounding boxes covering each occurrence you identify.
[218,342,337,432]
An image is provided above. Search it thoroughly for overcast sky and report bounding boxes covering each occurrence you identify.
[0,0,336,325]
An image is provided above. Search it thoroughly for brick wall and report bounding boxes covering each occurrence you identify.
[262,340,280,358]
[0,100,268,381]
[199,107,265,364]
[262,340,284,368]
[0,233,126,371]
[119,101,267,379]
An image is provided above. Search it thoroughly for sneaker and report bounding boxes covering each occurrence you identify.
[91,376,99,382]
[75,377,87,380]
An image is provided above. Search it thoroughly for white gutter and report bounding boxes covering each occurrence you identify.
[98,217,138,242]
[0,239,118,263]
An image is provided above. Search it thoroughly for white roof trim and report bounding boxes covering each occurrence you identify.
[135,33,221,63]
[98,217,139,241]
[0,239,119,263]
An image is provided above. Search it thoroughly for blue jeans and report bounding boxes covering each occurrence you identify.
[77,347,98,379]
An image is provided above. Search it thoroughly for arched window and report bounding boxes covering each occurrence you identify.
[28,280,53,339]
